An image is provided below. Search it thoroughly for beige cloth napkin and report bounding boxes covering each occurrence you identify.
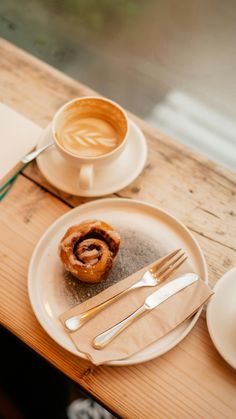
[60,261,213,365]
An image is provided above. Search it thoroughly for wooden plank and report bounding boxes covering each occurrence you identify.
[0,38,236,417]
[0,38,235,256]
[1,175,236,418]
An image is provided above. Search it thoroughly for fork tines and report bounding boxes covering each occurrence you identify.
[150,249,187,282]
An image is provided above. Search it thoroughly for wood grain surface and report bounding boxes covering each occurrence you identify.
[0,38,236,418]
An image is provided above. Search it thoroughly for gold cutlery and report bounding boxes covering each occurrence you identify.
[64,248,187,332]
[93,273,198,349]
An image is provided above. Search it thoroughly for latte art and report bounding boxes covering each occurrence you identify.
[58,117,120,157]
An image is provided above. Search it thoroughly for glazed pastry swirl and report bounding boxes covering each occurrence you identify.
[59,220,120,283]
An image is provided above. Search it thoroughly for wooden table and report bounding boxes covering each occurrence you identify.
[0,38,236,418]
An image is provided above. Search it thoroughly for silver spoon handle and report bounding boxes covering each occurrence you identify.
[21,142,54,164]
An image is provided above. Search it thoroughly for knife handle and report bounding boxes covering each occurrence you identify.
[92,304,148,349]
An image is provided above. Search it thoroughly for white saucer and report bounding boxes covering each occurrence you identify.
[36,119,147,197]
[28,198,208,366]
[207,267,236,369]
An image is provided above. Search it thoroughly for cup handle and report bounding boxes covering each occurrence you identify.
[79,164,94,190]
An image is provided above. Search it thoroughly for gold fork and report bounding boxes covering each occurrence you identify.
[64,248,187,332]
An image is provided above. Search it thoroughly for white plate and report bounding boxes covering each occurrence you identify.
[28,198,208,366]
[36,119,147,197]
[207,267,236,369]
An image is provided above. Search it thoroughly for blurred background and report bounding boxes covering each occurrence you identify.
[1,0,236,170]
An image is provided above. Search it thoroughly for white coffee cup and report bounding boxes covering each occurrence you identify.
[52,96,129,190]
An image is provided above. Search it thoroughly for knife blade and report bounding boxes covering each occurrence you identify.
[145,272,199,309]
[93,273,199,349]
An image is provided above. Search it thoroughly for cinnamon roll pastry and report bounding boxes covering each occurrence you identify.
[59,220,120,283]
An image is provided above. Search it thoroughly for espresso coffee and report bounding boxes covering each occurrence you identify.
[57,116,119,157]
